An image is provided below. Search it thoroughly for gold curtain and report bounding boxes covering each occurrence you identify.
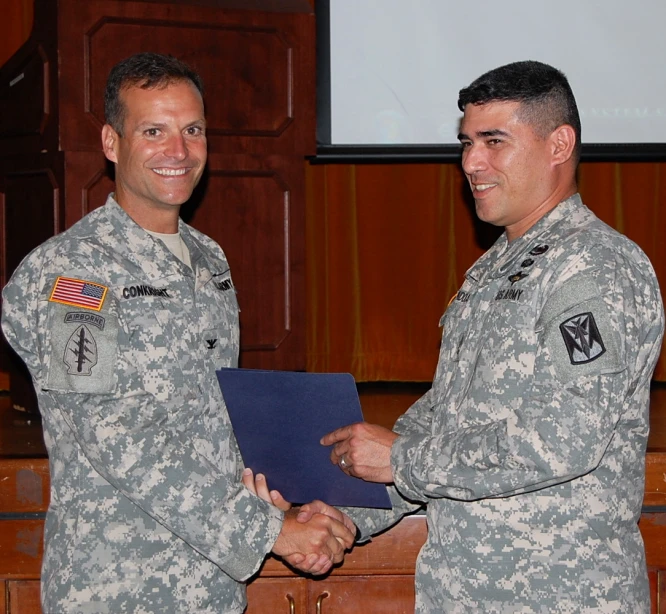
[306,162,666,382]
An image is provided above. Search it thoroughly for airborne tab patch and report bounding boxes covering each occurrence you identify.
[50,277,107,311]
[559,312,606,364]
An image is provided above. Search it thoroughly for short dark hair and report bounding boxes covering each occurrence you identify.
[104,52,204,136]
[458,60,581,164]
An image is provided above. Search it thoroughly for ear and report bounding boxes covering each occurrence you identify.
[550,124,576,166]
[101,124,119,164]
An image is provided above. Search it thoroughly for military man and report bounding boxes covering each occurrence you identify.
[318,61,664,612]
[1,52,354,613]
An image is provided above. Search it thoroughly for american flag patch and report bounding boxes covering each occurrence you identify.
[49,277,108,311]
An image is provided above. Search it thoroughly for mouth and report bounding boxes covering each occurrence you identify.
[471,181,498,196]
[152,168,190,177]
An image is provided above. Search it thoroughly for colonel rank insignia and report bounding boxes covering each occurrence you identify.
[559,312,606,364]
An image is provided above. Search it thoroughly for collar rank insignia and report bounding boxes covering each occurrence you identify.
[559,312,606,364]
[508,271,528,285]
[529,244,549,256]
[64,325,98,375]
[50,277,107,311]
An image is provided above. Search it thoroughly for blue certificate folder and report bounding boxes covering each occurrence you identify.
[216,368,391,508]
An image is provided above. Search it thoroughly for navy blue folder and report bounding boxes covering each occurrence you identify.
[216,368,392,508]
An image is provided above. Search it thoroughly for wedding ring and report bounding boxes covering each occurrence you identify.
[339,456,350,470]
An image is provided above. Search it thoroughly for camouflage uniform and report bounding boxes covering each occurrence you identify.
[1,195,283,614]
[353,194,664,613]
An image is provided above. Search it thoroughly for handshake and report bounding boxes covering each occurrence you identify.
[242,422,398,574]
[243,468,357,575]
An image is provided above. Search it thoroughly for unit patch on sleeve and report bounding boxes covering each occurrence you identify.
[46,299,118,394]
[559,312,606,364]
[50,277,107,311]
[64,325,98,375]
[537,275,623,382]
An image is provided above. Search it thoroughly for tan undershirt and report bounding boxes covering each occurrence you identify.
[146,229,192,268]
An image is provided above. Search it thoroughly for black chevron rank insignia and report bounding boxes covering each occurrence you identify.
[559,312,606,364]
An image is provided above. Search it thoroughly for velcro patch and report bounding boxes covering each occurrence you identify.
[538,275,623,382]
[559,312,606,364]
[50,276,107,311]
[46,300,118,393]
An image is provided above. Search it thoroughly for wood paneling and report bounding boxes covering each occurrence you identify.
[6,581,41,614]
[57,0,315,155]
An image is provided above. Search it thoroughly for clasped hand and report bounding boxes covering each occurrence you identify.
[242,469,356,575]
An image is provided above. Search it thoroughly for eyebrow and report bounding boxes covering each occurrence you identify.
[457,128,510,141]
[135,119,207,131]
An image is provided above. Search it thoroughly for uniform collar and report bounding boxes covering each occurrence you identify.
[97,194,200,280]
[465,193,591,283]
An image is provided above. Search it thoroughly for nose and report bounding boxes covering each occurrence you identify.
[461,143,487,176]
[164,133,188,160]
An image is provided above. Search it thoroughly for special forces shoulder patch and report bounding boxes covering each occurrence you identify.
[46,298,118,394]
[64,325,98,375]
[50,276,107,311]
[559,312,606,365]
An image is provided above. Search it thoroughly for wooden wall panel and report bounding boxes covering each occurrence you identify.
[6,580,41,614]
[0,0,58,157]
[0,158,63,285]
[57,0,315,155]
[187,155,305,369]
[0,47,49,146]
[63,152,113,228]
[0,520,43,579]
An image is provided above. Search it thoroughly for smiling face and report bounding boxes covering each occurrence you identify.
[458,100,574,241]
[102,79,207,230]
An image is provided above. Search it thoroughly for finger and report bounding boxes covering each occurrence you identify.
[296,504,315,523]
[253,473,273,503]
[283,552,332,575]
[283,552,306,567]
[242,468,257,495]
[303,500,342,521]
[308,556,333,575]
[305,501,357,537]
[269,489,292,512]
[326,517,356,550]
[329,444,351,466]
[320,424,355,446]
[340,511,358,536]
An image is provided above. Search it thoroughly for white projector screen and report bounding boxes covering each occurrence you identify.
[316,0,666,161]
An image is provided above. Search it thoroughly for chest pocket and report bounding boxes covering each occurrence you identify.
[115,279,195,404]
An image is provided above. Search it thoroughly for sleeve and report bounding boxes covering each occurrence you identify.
[338,391,436,538]
[390,247,664,503]
[341,486,423,541]
[1,250,283,582]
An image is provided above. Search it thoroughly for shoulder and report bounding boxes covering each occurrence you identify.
[546,211,657,288]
